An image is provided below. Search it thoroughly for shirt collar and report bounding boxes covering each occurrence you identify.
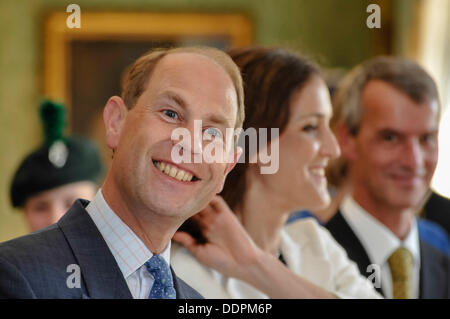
[85,189,171,279]
[340,195,420,267]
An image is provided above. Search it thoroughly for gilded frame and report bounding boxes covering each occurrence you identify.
[43,11,252,103]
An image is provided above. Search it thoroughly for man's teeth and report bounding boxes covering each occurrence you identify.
[310,168,325,176]
[155,161,194,182]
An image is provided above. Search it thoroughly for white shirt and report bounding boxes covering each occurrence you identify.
[340,196,421,299]
[85,189,171,299]
[171,217,382,299]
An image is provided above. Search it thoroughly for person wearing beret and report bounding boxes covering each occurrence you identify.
[10,100,103,232]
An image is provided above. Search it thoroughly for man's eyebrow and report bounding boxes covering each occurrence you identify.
[377,128,400,135]
[158,91,187,109]
[205,113,235,128]
[158,90,234,128]
[378,128,439,135]
[424,128,439,135]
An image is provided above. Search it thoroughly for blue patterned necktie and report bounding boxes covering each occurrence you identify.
[145,254,177,299]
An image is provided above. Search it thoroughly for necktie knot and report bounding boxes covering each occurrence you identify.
[145,254,176,299]
[388,247,413,299]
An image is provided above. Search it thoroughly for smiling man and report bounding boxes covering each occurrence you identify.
[326,56,449,299]
[0,47,244,299]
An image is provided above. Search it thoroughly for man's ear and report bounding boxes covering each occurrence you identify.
[216,146,243,194]
[336,122,357,161]
[103,96,128,150]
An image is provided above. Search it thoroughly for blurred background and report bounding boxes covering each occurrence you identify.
[0,0,449,242]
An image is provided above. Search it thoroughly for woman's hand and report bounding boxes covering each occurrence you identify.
[174,195,338,299]
[173,195,262,280]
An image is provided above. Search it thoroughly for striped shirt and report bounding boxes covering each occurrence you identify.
[85,189,171,299]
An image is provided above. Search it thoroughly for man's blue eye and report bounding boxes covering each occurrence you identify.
[205,127,222,138]
[163,110,178,119]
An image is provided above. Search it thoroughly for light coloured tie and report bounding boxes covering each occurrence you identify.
[388,247,414,299]
[145,254,176,299]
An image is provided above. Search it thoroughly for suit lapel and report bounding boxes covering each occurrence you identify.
[58,200,132,299]
[326,210,385,297]
[171,267,203,299]
[171,267,186,299]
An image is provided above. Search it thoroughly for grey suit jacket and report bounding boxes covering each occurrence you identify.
[0,199,203,299]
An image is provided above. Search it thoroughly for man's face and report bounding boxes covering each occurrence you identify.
[23,181,97,232]
[107,53,239,222]
[345,80,439,211]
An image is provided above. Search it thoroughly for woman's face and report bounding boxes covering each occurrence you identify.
[261,75,340,211]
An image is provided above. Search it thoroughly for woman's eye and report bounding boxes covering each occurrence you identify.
[163,109,179,120]
[302,124,318,133]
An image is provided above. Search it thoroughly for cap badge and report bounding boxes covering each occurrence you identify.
[48,140,69,168]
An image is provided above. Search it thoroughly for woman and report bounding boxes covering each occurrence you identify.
[171,47,380,298]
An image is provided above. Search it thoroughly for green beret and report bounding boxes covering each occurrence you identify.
[10,99,104,207]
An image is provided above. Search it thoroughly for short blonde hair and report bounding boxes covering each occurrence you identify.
[121,46,245,130]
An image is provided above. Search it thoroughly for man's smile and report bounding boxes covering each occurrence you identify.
[152,160,200,182]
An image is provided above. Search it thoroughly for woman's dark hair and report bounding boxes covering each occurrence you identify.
[220,47,320,211]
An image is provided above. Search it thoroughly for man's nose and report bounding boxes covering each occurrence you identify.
[401,139,425,171]
[172,120,203,156]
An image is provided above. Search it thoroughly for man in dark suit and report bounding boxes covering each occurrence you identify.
[0,46,244,299]
[325,56,449,299]
[420,190,450,234]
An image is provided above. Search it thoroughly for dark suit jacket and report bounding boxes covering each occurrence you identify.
[326,211,450,299]
[423,191,450,234]
[0,199,203,299]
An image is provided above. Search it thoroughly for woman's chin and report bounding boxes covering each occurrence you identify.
[300,192,331,212]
